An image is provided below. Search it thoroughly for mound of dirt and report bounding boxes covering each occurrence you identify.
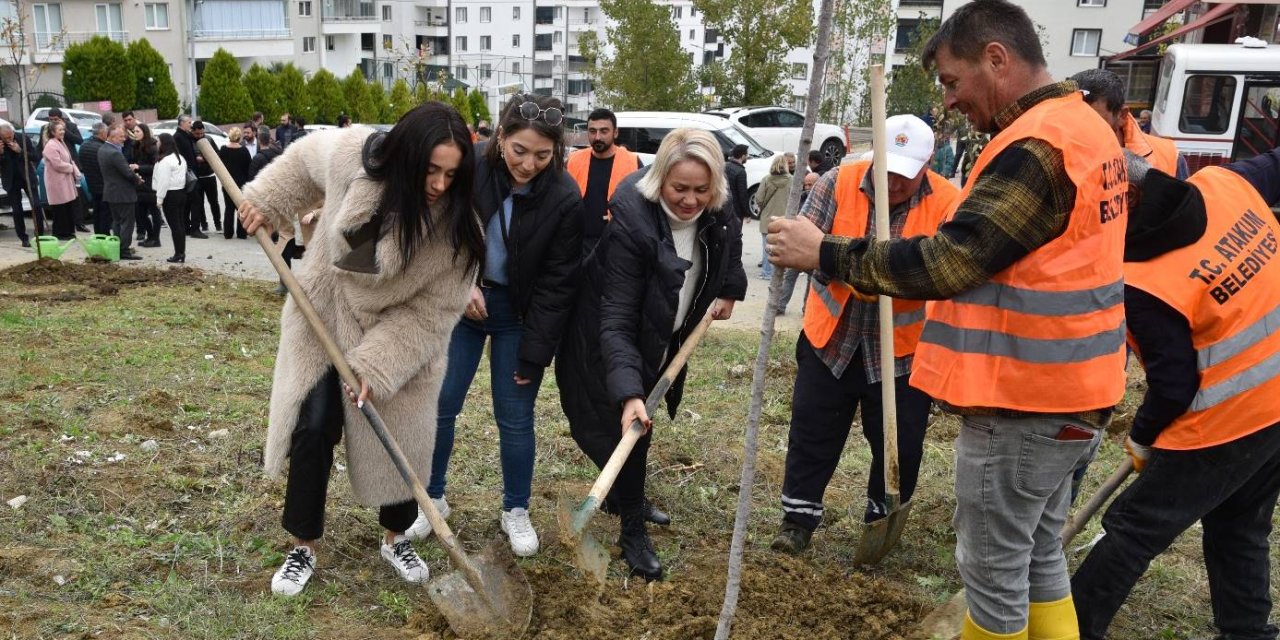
[409,551,920,639]
[0,259,203,297]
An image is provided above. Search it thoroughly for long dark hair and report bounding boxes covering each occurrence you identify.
[157,132,178,163]
[135,122,157,160]
[483,93,566,172]
[363,101,481,271]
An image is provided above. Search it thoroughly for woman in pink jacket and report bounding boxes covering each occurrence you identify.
[42,122,82,240]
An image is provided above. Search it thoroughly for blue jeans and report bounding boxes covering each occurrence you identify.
[428,286,543,511]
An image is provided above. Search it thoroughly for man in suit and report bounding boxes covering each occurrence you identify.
[98,122,142,260]
[0,123,42,246]
[79,122,109,234]
[172,115,207,238]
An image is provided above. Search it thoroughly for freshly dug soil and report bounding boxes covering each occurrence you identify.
[0,259,202,297]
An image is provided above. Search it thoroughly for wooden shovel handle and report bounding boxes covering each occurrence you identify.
[869,66,901,506]
[1061,457,1134,546]
[194,139,479,581]
[585,311,716,504]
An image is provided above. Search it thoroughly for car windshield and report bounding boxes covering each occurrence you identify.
[716,124,773,158]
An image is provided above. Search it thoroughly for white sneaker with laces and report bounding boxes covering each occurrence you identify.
[500,508,539,557]
[380,535,429,583]
[404,497,451,541]
[271,545,315,596]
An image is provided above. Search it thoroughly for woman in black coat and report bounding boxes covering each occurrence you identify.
[418,94,583,558]
[133,124,162,247]
[218,126,253,239]
[555,128,747,580]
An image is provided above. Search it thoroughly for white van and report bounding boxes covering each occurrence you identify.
[605,111,777,211]
[1150,42,1280,173]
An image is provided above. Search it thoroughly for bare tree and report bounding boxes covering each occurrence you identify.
[714,0,840,636]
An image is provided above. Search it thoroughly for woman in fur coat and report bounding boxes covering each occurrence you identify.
[237,102,483,596]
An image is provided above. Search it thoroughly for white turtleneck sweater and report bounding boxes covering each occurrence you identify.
[660,198,703,333]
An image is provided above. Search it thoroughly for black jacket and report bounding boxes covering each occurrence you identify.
[248,144,282,181]
[191,134,218,177]
[472,147,583,377]
[78,136,105,199]
[133,138,158,197]
[0,134,38,194]
[98,142,139,204]
[725,159,751,220]
[174,129,198,175]
[557,168,747,421]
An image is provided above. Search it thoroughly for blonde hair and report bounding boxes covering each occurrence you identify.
[227,126,242,143]
[635,128,727,211]
[769,153,791,175]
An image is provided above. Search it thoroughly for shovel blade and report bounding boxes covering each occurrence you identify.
[557,494,610,584]
[851,500,914,566]
[426,539,533,639]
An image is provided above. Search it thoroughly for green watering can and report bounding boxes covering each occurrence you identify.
[79,234,120,262]
[35,235,77,259]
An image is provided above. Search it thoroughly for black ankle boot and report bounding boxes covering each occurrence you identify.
[618,508,663,581]
[602,497,672,526]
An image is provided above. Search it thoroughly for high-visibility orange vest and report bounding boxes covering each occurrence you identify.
[566,146,640,200]
[1124,112,1179,177]
[1124,168,1280,450]
[909,93,1129,412]
[802,160,959,355]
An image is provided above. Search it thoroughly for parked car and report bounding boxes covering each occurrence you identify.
[24,107,99,143]
[609,111,776,214]
[149,120,230,149]
[705,106,848,162]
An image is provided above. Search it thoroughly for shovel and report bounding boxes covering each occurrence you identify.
[916,458,1137,639]
[852,65,913,566]
[558,311,715,583]
[196,139,533,639]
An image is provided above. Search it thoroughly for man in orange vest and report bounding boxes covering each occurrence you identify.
[770,114,958,555]
[1071,149,1280,640]
[767,1,1127,637]
[1072,68,1189,180]
[565,108,641,255]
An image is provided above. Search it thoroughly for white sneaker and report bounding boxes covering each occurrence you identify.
[500,508,539,557]
[404,497,451,541]
[380,535,429,583]
[271,545,315,596]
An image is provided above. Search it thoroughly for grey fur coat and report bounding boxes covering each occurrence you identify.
[244,126,473,507]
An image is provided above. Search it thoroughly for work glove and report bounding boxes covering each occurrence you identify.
[1124,436,1152,473]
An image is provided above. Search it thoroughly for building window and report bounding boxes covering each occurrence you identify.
[302,36,315,52]
[297,0,311,16]
[512,61,520,75]
[512,34,520,47]
[144,2,168,29]
[481,63,492,79]
[672,6,682,19]
[513,6,519,20]
[382,34,392,50]
[1078,0,1106,6]
[326,35,335,51]
[689,29,694,40]
[95,3,122,36]
[895,18,920,53]
[480,6,490,22]
[381,4,390,20]
[382,62,392,79]
[480,35,491,50]
[1070,28,1101,56]
[455,35,466,51]
[360,32,374,51]
[553,30,561,44]
[455,6,466,23]
[791,62,808,80]
[33,3,63,50]
[456,65,467,80]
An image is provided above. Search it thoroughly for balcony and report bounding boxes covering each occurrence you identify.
[323,0,376,33]
[568,19,597,32]
[190,0,292,54]
[414,11,447,35]
[35,30,129,52]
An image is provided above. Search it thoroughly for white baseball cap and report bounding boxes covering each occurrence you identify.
[880,114,934,178]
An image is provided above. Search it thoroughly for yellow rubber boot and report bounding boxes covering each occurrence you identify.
[1027,596,1080,640]
[962,612,1029,640]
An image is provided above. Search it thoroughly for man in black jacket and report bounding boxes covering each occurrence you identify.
[42,108,83,154]
[172,115,208,238]
[79,122,109,234]
[0,123,42,245]
[807,149,834,177]
[725,143,751,221]
[191,121,222,233]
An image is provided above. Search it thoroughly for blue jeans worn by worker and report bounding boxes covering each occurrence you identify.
[954,412,1102,633]
[428,285,542,511]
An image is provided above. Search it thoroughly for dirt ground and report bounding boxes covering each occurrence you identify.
[0,258,203,299]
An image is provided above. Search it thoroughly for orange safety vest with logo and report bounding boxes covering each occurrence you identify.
[1124,112,1179,177]
[1124,167,1280,450]
[909,93,1129,412]
[802,160,959,355]
[566,146,640,201]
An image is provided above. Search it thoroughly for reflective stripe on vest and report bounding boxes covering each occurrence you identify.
[566,147,639,200]
[909,92,1128,413]
[1125,167,1280,449]
[800,160,958,352]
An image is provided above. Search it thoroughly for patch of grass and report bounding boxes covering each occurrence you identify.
[0,266,1272,639]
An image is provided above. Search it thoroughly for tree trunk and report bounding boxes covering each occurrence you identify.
[713,0,838,637]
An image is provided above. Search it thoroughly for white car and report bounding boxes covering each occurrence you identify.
[610,111,776,212]
[25,107,99,142]
[706,106,848,162]
[148,120,230,149]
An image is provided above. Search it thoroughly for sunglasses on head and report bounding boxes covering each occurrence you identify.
[516,100,563,127]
